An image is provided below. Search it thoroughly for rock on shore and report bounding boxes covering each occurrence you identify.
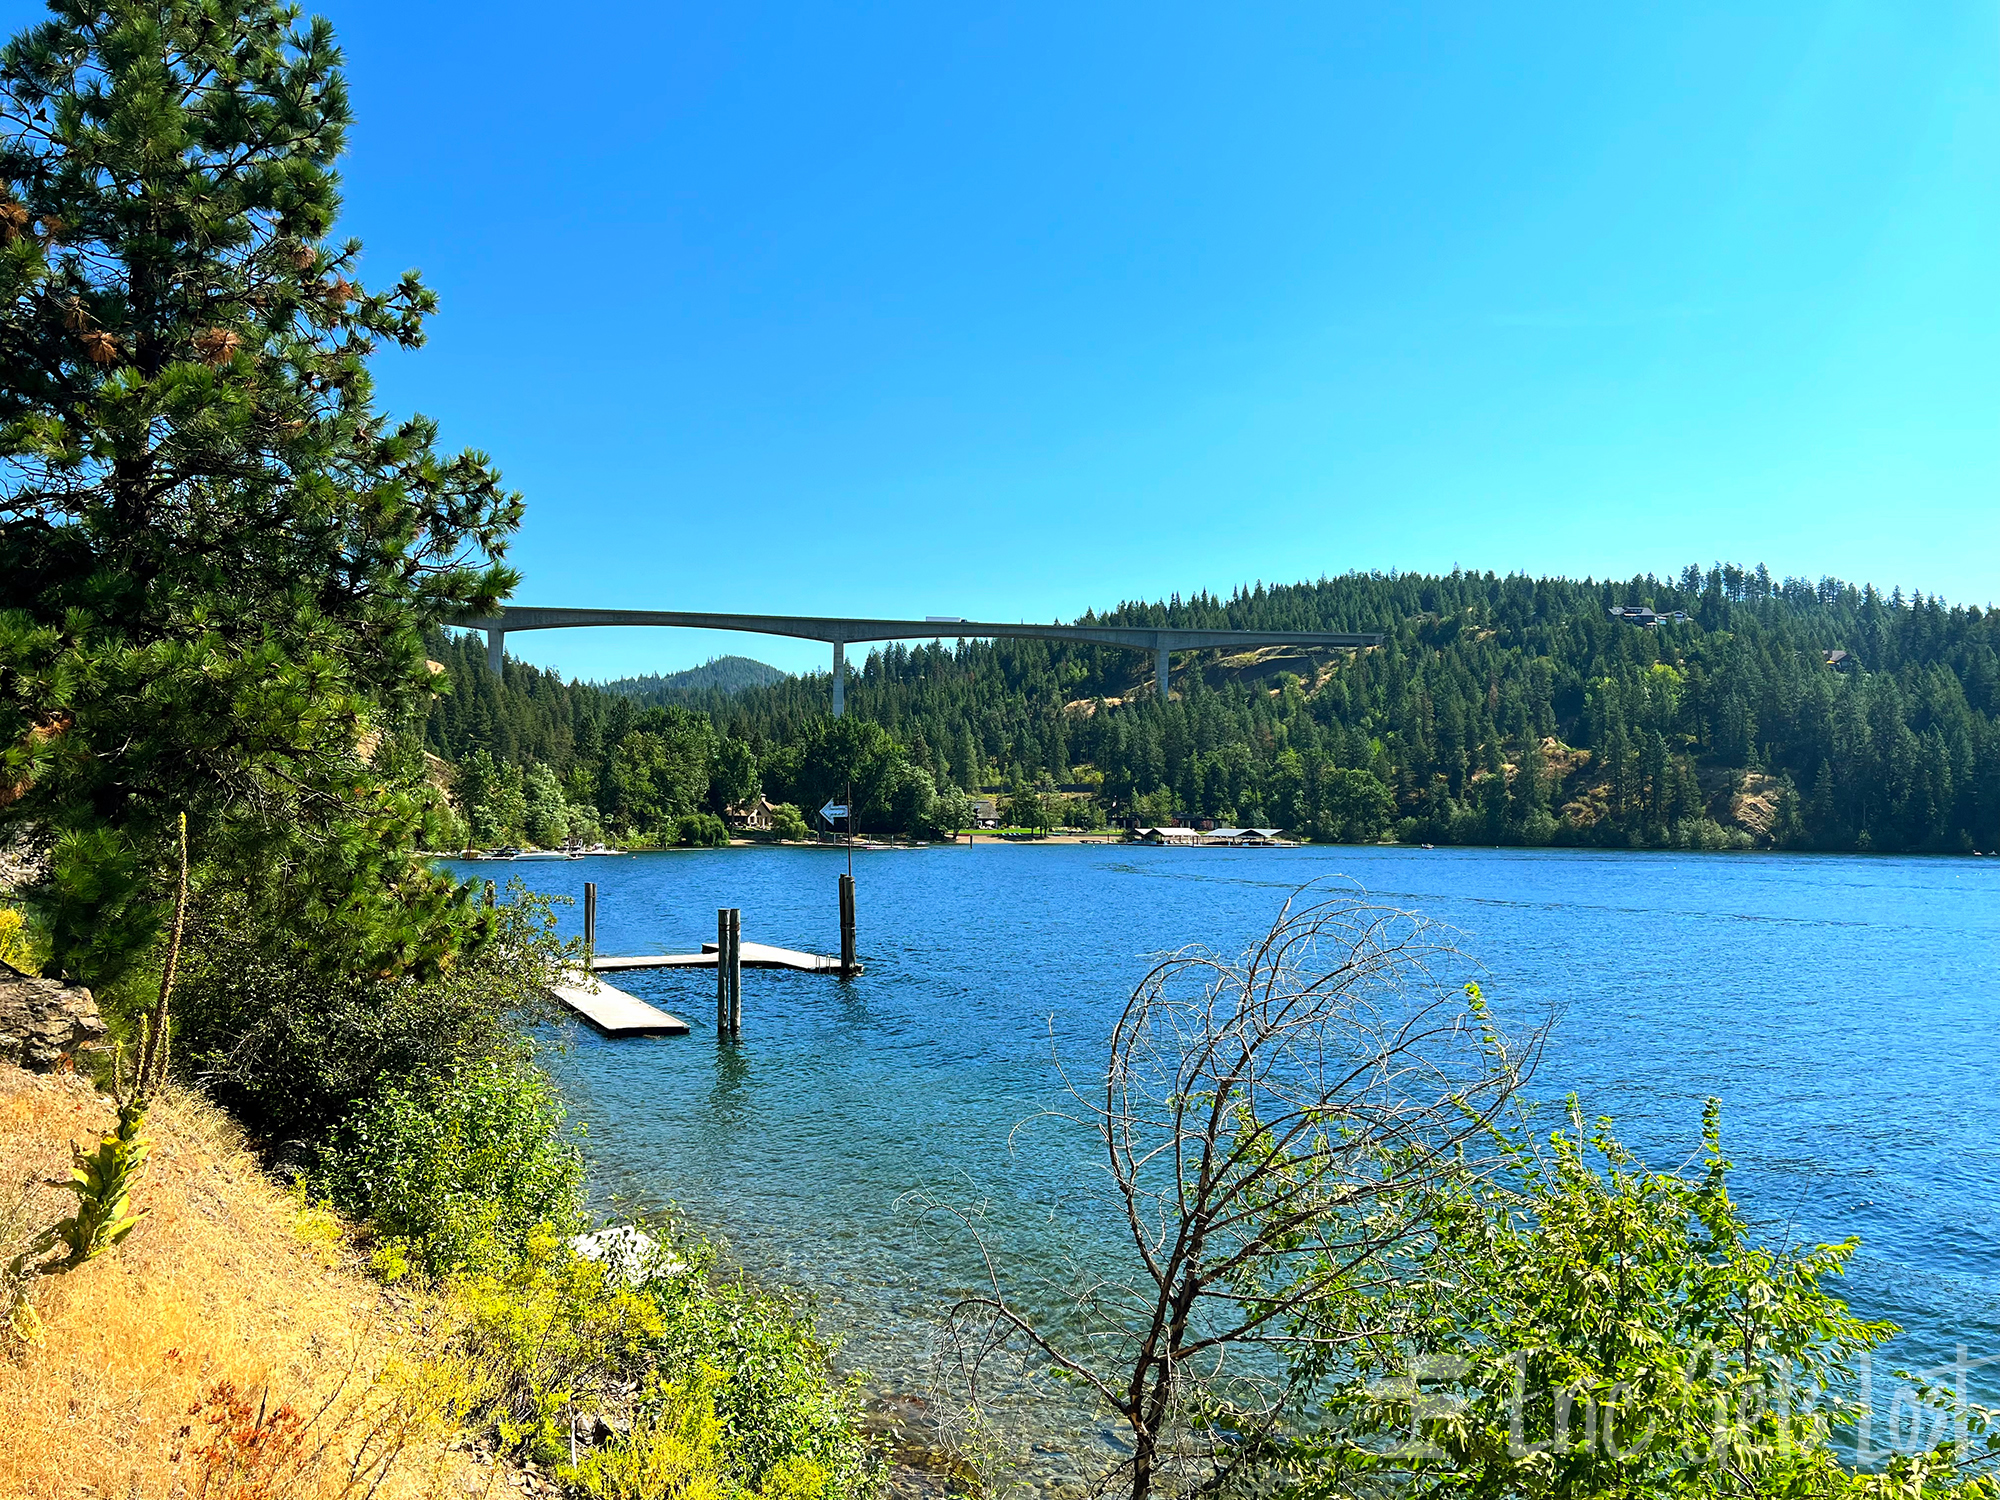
[0,960,106,1071]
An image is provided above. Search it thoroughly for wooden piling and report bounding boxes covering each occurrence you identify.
[726,907,742,1038]
[583,881,597,959]
[838,875,857,978]
[716,908,729,1037]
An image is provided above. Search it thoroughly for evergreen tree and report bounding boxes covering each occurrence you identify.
[0,0,517,983]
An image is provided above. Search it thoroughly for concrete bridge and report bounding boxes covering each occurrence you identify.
[451,606,1382,714]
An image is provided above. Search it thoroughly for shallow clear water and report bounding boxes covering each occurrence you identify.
[450,846,2000,1480]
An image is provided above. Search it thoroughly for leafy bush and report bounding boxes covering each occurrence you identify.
[172,881,571,1142]
[565,1367,732,1500]
[655,1263,867,1489]
[0,906,40,970]
[674,812,730,848]
[453,1225,877,1496]
[769,803,811,841]
[567,1366,836,1500]
[1272,1101,2000,1499]
[314,1056,584,1278]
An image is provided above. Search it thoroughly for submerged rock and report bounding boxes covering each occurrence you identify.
[0,960,105,1071]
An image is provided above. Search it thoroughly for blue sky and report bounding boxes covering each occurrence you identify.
[37,1,2000,677]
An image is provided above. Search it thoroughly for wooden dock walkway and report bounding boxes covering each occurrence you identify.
[547,972,690,1037]
[591,941,855,976]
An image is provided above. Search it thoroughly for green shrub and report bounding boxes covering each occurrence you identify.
[1272,1102,1993,1499]
[173,882,571,1142]
[562,1366,837,1500]
[769,803,811,841]
[652,1262,868,1491]
[564,1366,731,1500]
[673,812,729,847]
[452,1224,877,1496]
[315,1056,584,1278]
[0,906,41,971]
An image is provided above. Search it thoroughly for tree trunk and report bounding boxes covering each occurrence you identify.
[1130,1421,1155,1500]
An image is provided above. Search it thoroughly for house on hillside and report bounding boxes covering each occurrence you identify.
[1824,649,1856,673]
[1608,606,1691,627]
[725,797,776,831]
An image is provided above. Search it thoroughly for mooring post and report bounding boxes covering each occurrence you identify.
[727,907,742,1038]
[583,881,597,962]
[838,874,857,978]
[716,907,729,1037]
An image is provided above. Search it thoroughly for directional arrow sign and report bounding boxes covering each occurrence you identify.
[819,800,849,822]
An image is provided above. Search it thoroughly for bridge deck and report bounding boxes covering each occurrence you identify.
[547,973,690,1037]
[591,942,852,975]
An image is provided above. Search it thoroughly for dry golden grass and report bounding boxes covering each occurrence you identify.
[0,1064,497,1500]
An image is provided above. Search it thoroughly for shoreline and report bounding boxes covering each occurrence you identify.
[438,834,2000,859]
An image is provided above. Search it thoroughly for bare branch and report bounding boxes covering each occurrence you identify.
[929,882,1544,1500]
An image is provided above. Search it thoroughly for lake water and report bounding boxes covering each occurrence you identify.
[450,846,2000,1482]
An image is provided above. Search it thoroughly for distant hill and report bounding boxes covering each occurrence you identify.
[427,566,2000,854]
[598,655,790,701]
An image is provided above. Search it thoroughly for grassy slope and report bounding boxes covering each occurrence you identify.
[0,1065,506,1500]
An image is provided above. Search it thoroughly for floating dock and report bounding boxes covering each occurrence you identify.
[547,972,690,1037]
[591,941,855,976]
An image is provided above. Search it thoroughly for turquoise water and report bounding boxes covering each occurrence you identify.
[452,846,2000,1476]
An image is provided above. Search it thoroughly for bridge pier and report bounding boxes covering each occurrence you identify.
[486,628,505,678]
[831,641,845,717]
[1157,642,1170,701]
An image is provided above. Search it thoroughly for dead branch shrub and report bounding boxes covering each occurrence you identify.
[928,887,1539,1500]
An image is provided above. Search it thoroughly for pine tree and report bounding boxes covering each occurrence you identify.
[0,1,520,983]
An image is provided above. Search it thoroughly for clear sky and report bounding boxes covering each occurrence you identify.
[37,1,2000,678]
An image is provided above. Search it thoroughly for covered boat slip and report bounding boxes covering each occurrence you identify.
[1133,826,1289,847]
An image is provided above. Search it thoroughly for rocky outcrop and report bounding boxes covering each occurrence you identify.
[0,961,105,1070]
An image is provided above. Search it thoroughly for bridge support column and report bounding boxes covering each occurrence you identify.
[1156,642,1170,701]
[831,641,845,717]
[486,629,505,678]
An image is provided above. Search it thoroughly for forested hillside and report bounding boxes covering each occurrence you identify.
[426,564,2000,853]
